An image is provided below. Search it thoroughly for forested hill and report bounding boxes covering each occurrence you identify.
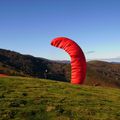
[0,48,70,82]
[0,48,120,88]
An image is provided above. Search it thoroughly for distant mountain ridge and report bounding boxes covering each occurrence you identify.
[88,57,120,63]
[0,48,120,88]
[105,58,120,63]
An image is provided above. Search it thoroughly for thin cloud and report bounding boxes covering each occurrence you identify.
[86,51,95,54]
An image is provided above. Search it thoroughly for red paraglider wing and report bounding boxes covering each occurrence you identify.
[51,37,86,84]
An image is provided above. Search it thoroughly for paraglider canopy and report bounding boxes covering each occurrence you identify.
[51,37,86,84]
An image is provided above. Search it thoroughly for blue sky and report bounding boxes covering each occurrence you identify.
[0,0,120,60]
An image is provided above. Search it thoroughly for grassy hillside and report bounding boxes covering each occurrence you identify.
[0,76,120,120]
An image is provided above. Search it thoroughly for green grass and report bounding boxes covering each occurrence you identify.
[0,77,120,120]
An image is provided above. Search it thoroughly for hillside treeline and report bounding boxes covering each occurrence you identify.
[0,49,71,82]
[0,48,120,88]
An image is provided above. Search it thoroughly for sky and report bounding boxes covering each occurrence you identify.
[0,0,120,61]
